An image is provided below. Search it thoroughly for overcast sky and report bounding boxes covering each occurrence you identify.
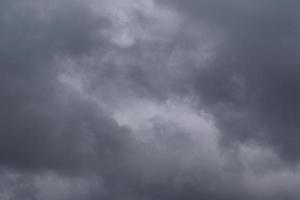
[1,0,300,199]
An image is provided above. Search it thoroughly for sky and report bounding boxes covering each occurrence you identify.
[1,0,300,199]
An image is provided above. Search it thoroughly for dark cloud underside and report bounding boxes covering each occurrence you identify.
[1,0,300,199]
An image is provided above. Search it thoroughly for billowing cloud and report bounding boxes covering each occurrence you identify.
[1,0,300,199]
[159,0,300,161]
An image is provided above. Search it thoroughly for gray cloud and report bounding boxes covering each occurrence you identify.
[157,0,300,162]
[1,0,300,199]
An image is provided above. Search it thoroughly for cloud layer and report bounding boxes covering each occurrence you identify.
[1,0,300,199]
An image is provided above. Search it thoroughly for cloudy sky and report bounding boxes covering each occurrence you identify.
[1,0,300,199]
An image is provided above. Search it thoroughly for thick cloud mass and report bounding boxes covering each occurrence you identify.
[1,0,300,199]
[160,0,300,161]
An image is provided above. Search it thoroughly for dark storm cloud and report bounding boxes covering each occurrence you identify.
[2,0,300,199]
[0,0,140,198]
[158,0,300,162]
[0,0,128,172]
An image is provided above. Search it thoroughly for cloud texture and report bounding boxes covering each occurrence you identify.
[1,0,300,199]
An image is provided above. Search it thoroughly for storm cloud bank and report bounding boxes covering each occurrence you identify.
[1,0,300,199]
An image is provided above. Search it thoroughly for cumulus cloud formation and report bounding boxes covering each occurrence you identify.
[1,0,300,199]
